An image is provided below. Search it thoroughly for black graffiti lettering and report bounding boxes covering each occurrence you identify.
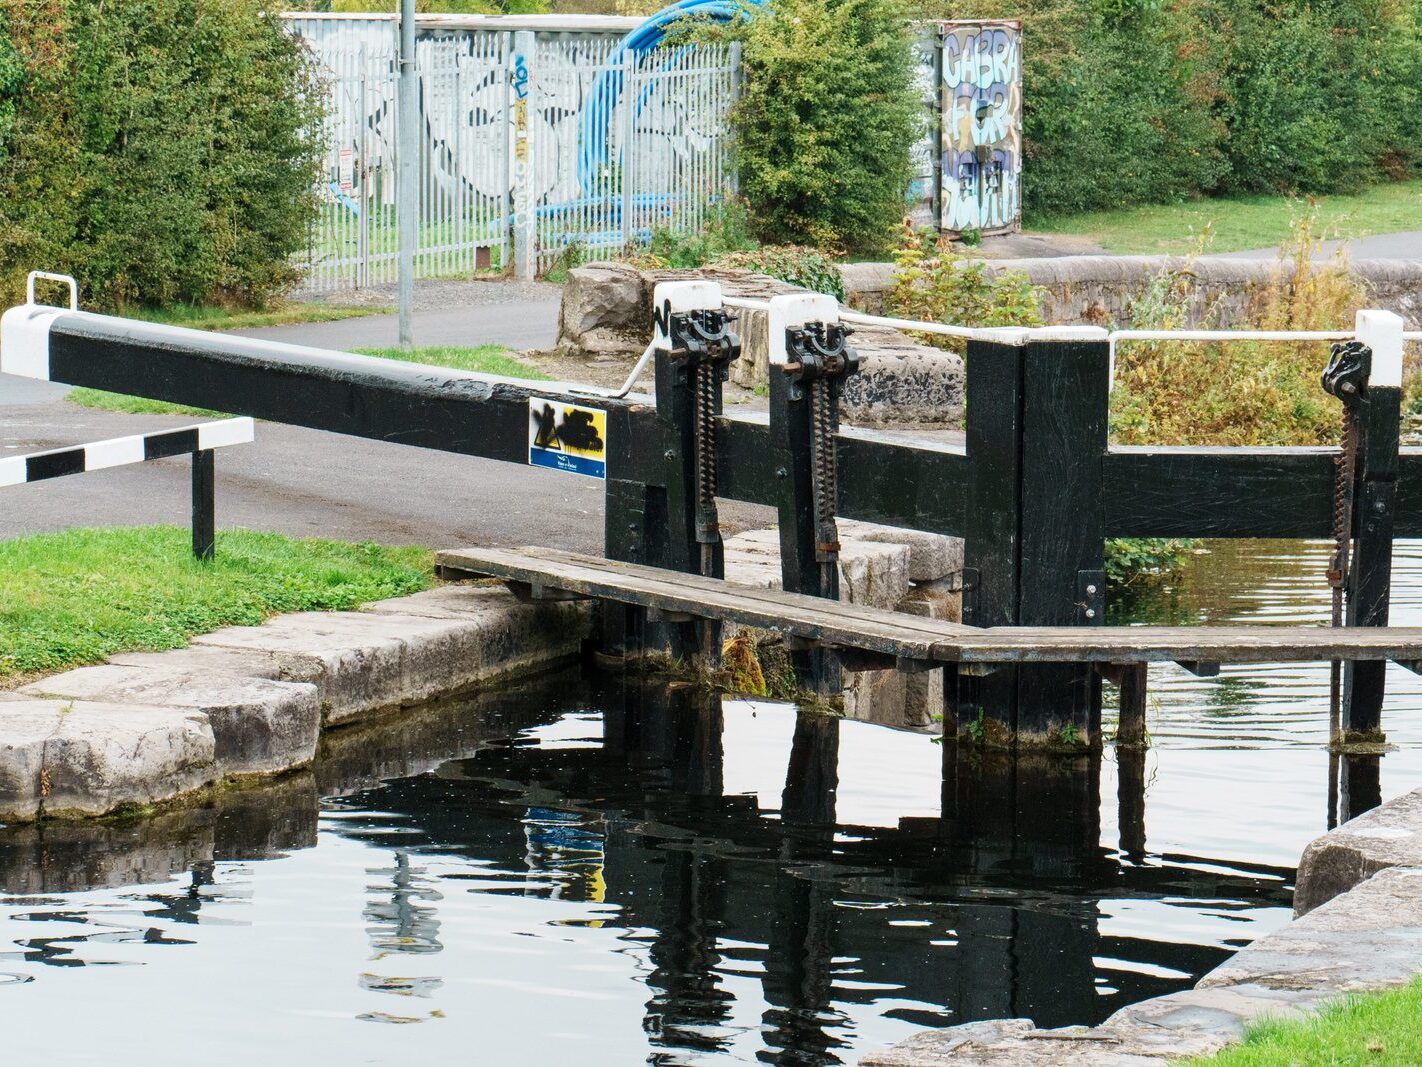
[532,402,560,449]
[558,409,604,452]
[651,298,673,339]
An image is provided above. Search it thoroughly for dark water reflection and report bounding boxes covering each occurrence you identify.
[5,539,1422,1063]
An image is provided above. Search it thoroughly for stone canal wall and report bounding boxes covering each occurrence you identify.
[840,256,1422,327]
[862,784,1422,1066]
[0,585,590,821]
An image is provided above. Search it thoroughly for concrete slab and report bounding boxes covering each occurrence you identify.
[839,519,963,583]
[193,603,589,725]
[0,700,215,821]
[19,664,320,777]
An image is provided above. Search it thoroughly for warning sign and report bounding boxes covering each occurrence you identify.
[528,399,607,479]
[337,147,354,192]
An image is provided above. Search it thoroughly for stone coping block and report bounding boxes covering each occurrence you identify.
[193,595,590,725]
[861,862,1422,1066]
[19,664,320,778]
[0,700,215,822]
[1295,785,1422,916]
[724,528,911,611]
[838,519,963,583]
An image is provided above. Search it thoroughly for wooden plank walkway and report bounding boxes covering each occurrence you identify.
[435,546,1422,667]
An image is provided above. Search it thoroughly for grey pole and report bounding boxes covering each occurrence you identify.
[397,0,417,351]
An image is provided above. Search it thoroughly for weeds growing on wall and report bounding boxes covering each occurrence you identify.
[1110,213,1365,447]
[0,0,323,311]
[631,203,846,298]
[885,225,1044,353]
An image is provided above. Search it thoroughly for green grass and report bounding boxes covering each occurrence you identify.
[351,344,550,379]
[120,300,391,332]
[1028,180,1422,256]
[66,344,547,416]
[1188,975,1422,1065]
[66,390,223,417]
[0,526,431,684]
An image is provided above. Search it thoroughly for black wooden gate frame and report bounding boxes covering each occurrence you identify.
[6,305,1412,745]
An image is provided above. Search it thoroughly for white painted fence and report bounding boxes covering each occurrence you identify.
[286,15,738,288]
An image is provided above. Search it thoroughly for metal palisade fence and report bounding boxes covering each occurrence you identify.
[286,16,738,289]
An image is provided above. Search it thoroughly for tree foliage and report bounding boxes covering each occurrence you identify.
[0,0,324,310]
[719,0,922,254]
[936,0,1422,217]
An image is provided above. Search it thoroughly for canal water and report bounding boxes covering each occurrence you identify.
[6,540,1422,1065]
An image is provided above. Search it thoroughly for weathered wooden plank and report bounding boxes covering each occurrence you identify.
[526,547,981,640]
[436,546,1422,667]
[953,625,1422,663]
[438,546,942,658]
[1103,446,1335,538]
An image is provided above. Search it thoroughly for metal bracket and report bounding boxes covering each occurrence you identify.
[1077,569,1105,624]
[1174,660,1220,677]
[667,309,740,383]
[1322,340,1372,405]
[779,322,860,401]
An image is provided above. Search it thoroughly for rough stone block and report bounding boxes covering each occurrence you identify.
[1295,785,1422,916]
[840,519,963,583]
[1202,865,1422,994]
[557,262,647,355]
[724,528,910,610]
[19,664,320,777]
[901,577,963,623]
[0,700,215,821]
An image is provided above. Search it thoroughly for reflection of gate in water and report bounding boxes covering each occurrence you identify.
[286,16,737,289]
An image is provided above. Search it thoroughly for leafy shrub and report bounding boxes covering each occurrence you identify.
[0,0,323,310]
[885,227,1043,352]
[707,0,920,254]
[640,202,758,268]
[1105,537,1192,589]
[1111,213,1365,446]
[716,246,845,301]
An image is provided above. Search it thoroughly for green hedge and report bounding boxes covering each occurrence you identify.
[714,0,922,254]
[0,0,323,310]
[943,0,1422,217]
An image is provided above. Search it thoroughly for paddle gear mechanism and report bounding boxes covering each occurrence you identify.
[1321,339,1372,739]
[782,321,860,590]
[666,307,739,577]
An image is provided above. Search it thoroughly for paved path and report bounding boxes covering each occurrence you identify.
[238,279,564,352]
[1217,231,1422,261]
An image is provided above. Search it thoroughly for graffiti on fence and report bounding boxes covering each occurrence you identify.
[939,20,1022,235]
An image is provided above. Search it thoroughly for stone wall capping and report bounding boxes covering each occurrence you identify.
[0,585,590,822]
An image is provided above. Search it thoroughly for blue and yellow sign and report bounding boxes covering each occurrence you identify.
[528,398,607,479]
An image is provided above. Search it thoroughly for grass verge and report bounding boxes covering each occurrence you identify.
[117,300,391,332]
[1028,180,1422,256]
[1187,975,1422,1065]
[351,344,550,379]
[66,344,547,416]
[0,526,431,684]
